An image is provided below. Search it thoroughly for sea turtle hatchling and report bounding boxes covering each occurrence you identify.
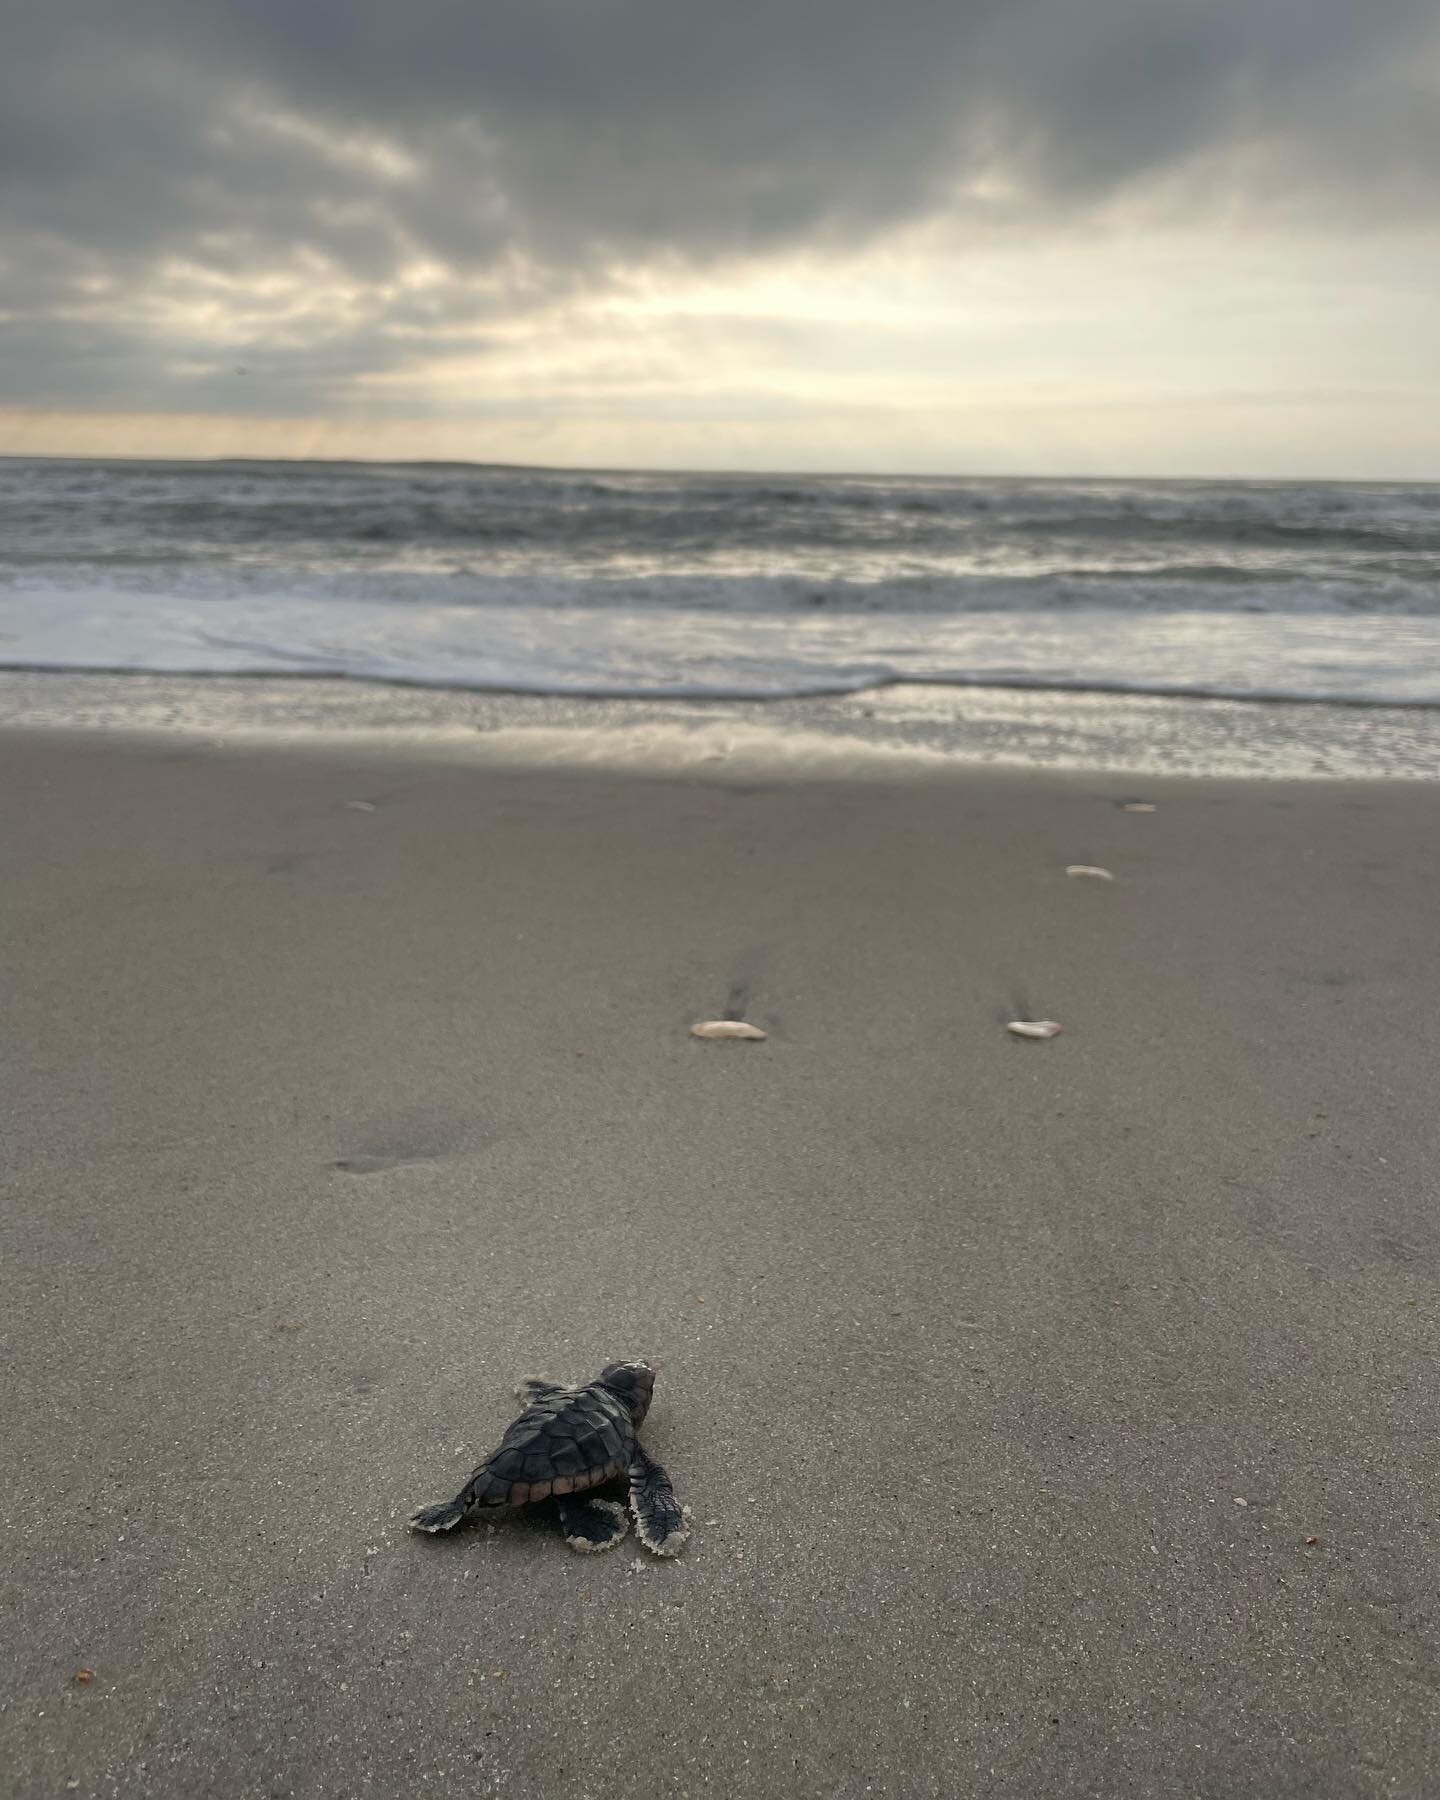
[408,1361,690,1556]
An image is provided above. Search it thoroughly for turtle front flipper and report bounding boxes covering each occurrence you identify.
[515,1376,567,1406]
[628,1446,690,1557]
[559,1496,630,1553]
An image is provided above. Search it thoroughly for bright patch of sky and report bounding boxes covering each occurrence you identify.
[4,0,1438,475]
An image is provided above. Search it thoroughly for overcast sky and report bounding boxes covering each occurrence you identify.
[3,0,1439,475]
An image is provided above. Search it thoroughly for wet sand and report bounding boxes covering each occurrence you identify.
[4,728,1439,1798]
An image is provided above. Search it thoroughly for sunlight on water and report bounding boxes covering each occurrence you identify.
[3,458,1438,711]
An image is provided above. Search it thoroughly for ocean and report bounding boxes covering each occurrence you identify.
[3,456,1439,707]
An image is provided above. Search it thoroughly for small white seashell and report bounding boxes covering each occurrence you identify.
[1006,1020,1062,1039]
[1120,802,1157,813]
[690,1020,767,1040]
[1066,865,1115,881]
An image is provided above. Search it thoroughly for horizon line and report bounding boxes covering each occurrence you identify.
[3,450,1436,489]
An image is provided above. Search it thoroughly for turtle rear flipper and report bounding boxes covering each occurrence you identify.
[408,1498,469,1533]
[559,1496,629,1553]
[629,1446,690,1557]
[408,1463,508,1533]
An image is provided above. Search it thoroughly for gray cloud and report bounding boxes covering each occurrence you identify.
[3,0,1437,414]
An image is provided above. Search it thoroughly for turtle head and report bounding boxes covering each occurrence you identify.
[597,1360,655,1425]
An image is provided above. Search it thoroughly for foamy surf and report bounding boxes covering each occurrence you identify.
[3,457,1438,710]
[4,589,1440,707]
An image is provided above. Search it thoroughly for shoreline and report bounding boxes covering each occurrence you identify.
[3,667,1439,781]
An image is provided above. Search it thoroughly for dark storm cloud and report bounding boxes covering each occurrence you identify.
[3,0,1437,411]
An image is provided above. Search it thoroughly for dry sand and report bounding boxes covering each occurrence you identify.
[4,728,1439,1798]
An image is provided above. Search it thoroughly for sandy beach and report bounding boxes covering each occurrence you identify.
[5,721,1440,1798]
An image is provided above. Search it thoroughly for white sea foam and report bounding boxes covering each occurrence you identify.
[2,457,1438,706]
[5,587,1440,705]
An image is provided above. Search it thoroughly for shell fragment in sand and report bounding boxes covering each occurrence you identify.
[1066,864,1115,881]
[690,1020,767,1041]
[1006,1020,1062,1040]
